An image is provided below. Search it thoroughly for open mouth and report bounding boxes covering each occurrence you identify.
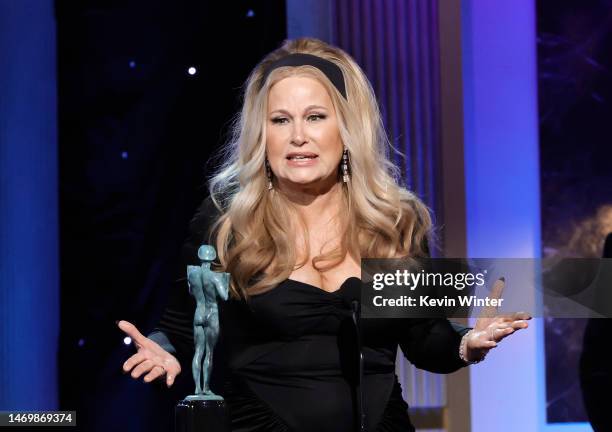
[286,155,318,161]
[286,152,319,161]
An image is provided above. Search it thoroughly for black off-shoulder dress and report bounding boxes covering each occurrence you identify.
[149,197,470,432]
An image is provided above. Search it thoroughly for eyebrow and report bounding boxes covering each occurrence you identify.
[269,105,329,115]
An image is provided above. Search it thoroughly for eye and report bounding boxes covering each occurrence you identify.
[308,114,327,122]
[271,117,289,124]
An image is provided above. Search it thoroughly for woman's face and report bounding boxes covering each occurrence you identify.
[265,75,344,193]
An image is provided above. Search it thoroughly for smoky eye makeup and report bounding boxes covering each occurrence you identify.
[270,113,327,123]
[308,113,327,121]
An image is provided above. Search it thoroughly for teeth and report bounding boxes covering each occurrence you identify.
[289,155,315,160]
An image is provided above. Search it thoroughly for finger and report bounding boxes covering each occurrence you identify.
[492,319,527,329]
[490,277,505,300]
[510,320,529,330]
[144,365,166,383]
[512,311,532,321]
[495,327,515,342]
[123,352,146,373]
[481,278,505,319]
[493,313,517,322]
[486,326,514,342]
[166,364,181,387]
[470,329,498,346]
[117,320,149,347]
[494,311,533,322]
[131,359,154,379]
[491,321,512,329]
[167,372,176,387]
[479,339,498,349]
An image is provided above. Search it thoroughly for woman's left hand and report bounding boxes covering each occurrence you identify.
[463,278,532,362]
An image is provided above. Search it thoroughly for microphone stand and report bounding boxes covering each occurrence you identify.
[351,299,366,432]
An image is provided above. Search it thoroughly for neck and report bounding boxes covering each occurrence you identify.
[277,178,344,228]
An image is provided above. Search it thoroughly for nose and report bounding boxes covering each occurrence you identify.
[290,120,307,146]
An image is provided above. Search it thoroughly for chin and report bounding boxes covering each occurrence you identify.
[287,177,320,186]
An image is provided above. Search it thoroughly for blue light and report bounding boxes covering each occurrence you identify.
[0,0,59,410]
[246,9,255,18]
[188,66,197,76]
[77,339,85,347]
[128,60,136,69]
[462,0,543,430]
[121,151,128,159]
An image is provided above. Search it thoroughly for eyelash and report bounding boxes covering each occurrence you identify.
[271,114,327,124]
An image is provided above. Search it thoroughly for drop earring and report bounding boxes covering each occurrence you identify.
[342,146,350,183]
[265,159,273,190]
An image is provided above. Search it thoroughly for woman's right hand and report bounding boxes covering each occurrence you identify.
[117,320,181,387]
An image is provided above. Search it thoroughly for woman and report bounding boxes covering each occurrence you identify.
[118,37,530,431]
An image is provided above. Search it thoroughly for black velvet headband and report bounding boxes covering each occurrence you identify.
[260,53,347,100]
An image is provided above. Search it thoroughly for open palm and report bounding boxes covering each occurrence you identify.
[117,320,181,387]
[463,278,531,362]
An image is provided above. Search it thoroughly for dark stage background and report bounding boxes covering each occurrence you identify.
[56,1,285,430]
[537,0,612,426]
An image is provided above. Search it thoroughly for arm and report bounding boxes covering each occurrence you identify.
[148,330,178,355]
[450,321,472,337]
[399,279,529,371]
[215,273,230,301]
[397,236,473,373]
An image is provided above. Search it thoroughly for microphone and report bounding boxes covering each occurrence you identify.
[340,277,362,307]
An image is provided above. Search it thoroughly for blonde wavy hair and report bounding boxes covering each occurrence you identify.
[207,37,433,299]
